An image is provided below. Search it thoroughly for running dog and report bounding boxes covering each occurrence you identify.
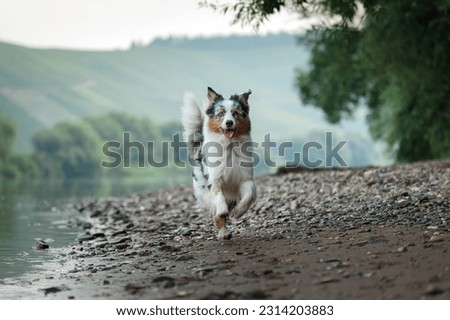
[182,87,256,240]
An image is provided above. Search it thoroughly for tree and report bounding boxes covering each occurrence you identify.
[0,114,17,162]
[0,113,39,179]
[33,121,103,179]
[85,112,161,166]
[31,112,165,179]
[0,114,19,179]
[203,0,450,161]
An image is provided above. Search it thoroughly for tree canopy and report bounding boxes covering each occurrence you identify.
[203,0,450,161]
[31,112,171,179]
[0,114,16,162]
[0,114,39,179]
[2,110,185,181]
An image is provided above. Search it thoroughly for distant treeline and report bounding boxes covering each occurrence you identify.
[0,112,182,180]
[147,33,301,51]
[1,111,375,181]
[1,114,38,180]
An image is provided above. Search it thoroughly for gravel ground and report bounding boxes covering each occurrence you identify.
[2,161,450,299]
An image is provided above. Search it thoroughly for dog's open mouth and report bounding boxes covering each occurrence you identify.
[221,129,235,139]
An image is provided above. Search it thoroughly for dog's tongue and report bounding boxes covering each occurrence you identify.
[224,129,235,139]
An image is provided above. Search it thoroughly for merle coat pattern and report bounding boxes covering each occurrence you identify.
[182,87,256,240]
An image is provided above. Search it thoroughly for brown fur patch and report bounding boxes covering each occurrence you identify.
[208,118,222,134]
[235,117,251,137]
[215,216,226,229]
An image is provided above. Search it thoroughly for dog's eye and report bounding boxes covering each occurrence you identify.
[217,112,224,117]
[232,111,240,118]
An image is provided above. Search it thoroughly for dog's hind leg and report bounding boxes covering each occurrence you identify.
[212,189,232,240]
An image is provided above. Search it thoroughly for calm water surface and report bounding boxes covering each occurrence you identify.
[0,174,189,281]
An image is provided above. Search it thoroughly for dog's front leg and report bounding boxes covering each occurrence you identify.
[212,187,232,240]
[231,180,256,218]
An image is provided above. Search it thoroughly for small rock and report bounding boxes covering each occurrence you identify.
[125,284,146,295]
[39,285,70,296]
[77,234,95,242]
[90,209,102,218]
[290,200,298,211]
[203,291,238,300]
[429,235,443,243]
[242,290,270,299]
[314,277,340,285]
[94,241,109,249]
[82,222,93,229]
[179,229,190,236]
[34,240,50,250]
[92,232,106,238]
[397,246,407,253]
[175,255,194,261]
[115,243,129,250]
[153,276,175,288]
[109,236,132,245]
[424,284,443,296]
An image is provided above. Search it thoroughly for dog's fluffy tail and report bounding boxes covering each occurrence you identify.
[181,92,203,159]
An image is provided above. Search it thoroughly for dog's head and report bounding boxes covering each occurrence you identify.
[205,87,252,139]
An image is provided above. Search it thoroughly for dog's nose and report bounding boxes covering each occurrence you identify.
[226,120,234,128]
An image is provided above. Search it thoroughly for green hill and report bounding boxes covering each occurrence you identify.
[0,33,376,165]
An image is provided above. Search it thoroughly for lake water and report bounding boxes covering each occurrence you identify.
[0,173,190,282]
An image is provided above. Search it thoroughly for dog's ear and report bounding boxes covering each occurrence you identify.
[207,87,223,105]
[237,89,252,112]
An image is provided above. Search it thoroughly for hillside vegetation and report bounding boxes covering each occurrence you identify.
[0,34,371,154]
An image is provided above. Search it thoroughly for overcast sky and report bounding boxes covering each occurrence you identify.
[0,0,311,50]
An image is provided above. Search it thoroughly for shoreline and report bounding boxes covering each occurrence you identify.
[1,161,449,299]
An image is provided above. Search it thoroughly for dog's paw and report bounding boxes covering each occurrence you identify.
[218,228,232,240]
[230,207,246,219]
[214,212,228,229]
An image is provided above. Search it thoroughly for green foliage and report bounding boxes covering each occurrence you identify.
[10,153,41,178]
[31,112,165,179]
[201,0,285,28]
[34,152,63,179]
[33,121,103,179]
[87,112,161,167]
[209,0,450,162]
[296,28,366,123]
[360,1,450,161]
[159,121,183,140]
[3,110,178,180]
[85,112,160,143]
[0,113,39,180]
[0,162,19,180]
[0,114,17,162]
